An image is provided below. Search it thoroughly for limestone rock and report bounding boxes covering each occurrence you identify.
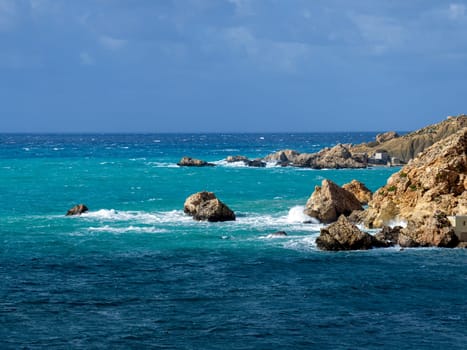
[184,191,235,222]
[342,180,373,205]
[177,157,215,167]
[365,127,467,229]
[263,149,300,165]
[374,226,402,246]
[304,179,363,223]
[399,211,458,248]
[316,215,385,251]
[226,155,249,163]
[66,204,88,216]
[351,115,467,163]
[376,131,399,144]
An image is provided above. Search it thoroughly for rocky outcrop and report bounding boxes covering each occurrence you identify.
[398,211,458,248]
[263,144,366,169]
[374,226,402,246]
[184,191,235,222]
[226,155,249,163]
[66,204,88,216]
[351,115,467,163]
[342,180,373,205]
[304,179,363,223]
[177,157,215,167]
[226,155,266,167]
[316,215,386,251]
[365,127,467,230]
[376,131,399,144]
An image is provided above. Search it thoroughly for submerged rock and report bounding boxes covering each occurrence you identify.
[267,231,288,238]
[184,191,235,222]
[177,157,215,167]
[304,179,363,223]
[316,215,386,251]
[66,204,88,216]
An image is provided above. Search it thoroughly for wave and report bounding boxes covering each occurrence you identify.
[81,209,193,224]
[88,225,168,234]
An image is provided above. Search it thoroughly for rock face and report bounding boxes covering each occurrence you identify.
[316,215,386,251]
[177,157,215,167]
[351,115,467,163]
[66,204,88,216]
[365,127,467,230]
[398,211,458,248]
[374,226,402,246]
[304,179,363,223]
[376,131,399,144]
[184,191,235,222]
[263,144,366,169]
[342,180,373,205]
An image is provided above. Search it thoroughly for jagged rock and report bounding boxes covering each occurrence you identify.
[365,127,467,229]
[342,180,373,205]
[66,204,88,216]
[247,159,266,167]
[226,155,249,163]
[304,179,363,223]
[184,191,235,222]
[263,149,300,165]
[316,215,386,251]
[399,211,458,248]
[374,226,402,246]
[177,157,215,167]
[351,115,467,163]
[376,131,399,144]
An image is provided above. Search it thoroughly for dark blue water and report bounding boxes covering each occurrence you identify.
[1,133,466,349]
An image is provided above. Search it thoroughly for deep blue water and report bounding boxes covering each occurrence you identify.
[1,133,466,349]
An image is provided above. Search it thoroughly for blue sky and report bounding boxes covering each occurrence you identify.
[1,0,466,132]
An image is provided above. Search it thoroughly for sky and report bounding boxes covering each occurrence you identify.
[1,0,467,133]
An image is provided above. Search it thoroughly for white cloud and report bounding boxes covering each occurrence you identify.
[224,26,312,72]
[80,51,95,65]
[99,35,127,51]
[227,0,254,16]
[448,3,466,20]
[350,14,405,54]
[0,0,17,31]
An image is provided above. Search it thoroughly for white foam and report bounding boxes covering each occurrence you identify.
[81,209,192,225]
[388,219,407,228]
[213,160,248,168]
[286,206,317,224]
[88,225,168,234]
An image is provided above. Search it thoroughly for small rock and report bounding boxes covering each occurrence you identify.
[267,231,288,237]
[184,191,235,222]
[177,157,215,167]
[66,204,88,216]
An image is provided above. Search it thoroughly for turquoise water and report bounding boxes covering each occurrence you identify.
[1,133,466,349]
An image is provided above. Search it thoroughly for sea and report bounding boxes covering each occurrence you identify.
[1,133,466,349]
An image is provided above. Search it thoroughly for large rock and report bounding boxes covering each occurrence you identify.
[316,215,386,251]
[304,179,363,223]
[66,204,88,216]
[365,127,467,230]
[351,115,467,163]
[184,191,235,222]
[177,157,215,167]
[342,180,373,205]
[398,211,459,248]
[263,149,300,165]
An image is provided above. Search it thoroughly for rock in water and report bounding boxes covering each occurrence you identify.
[365,127,467,230]
[316,215,385,251]
[184,191,235,222]
[177,157,215,167]
[66,204,88,216]
[342,180,373,205]
[304,179,363,223]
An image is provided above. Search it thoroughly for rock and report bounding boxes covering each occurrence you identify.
[342,180,373,205]
[177,157,215,167]
[399,211,459,248]
[374,226,402,246]
[376,131,399,144]
[304,179,363,223]
[316,215,386,251]
[365,127,467,229]
[226,155,249,163]
[66,204,88,216]
[247,159,266,167]
[267,231,288,237]
[184,191,235,222]
[263,149,300,165]
[351,115,467,163]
